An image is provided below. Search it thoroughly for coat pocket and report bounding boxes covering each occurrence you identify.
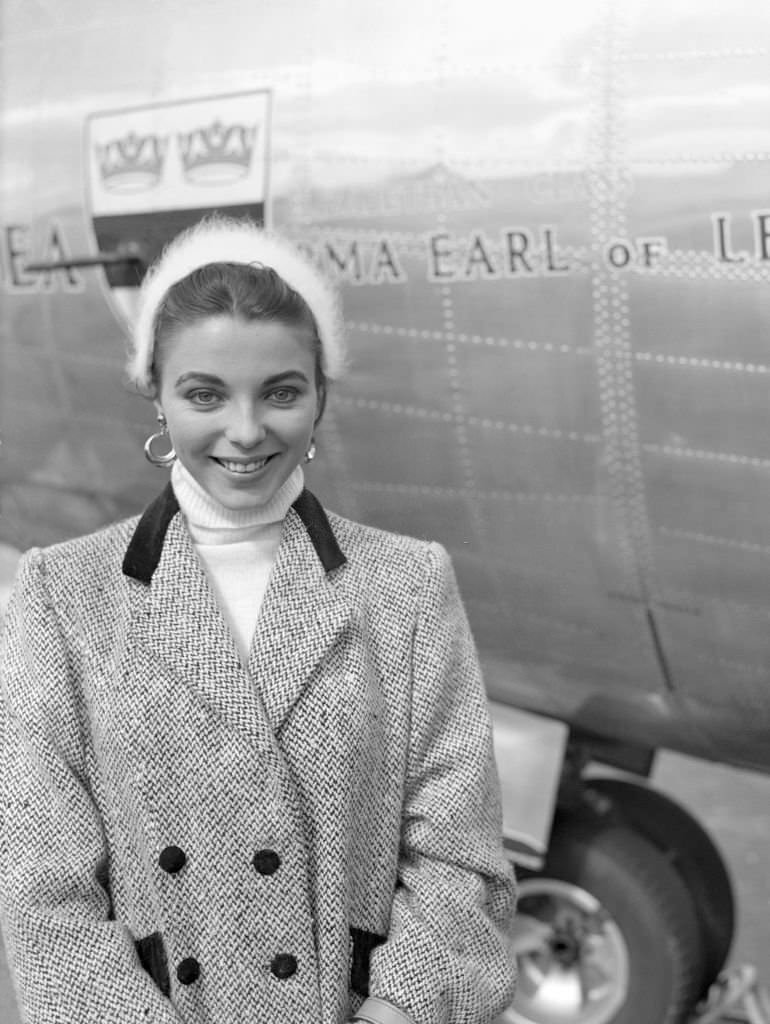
[135,931,171,997]
[350,926,387,997]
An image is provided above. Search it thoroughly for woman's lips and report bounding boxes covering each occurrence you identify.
[213,454,276,475]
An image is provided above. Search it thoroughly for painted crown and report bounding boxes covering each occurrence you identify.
[97,131,167,193]
[177,120,257,184]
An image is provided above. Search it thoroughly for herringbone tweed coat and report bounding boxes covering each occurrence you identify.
[0,485,517,1024]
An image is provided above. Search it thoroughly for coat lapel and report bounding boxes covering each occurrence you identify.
[123,484,350,744]
[130,512,276,747]
[247,503,351,735]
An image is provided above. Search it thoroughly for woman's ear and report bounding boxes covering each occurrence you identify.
[314,381,328,426]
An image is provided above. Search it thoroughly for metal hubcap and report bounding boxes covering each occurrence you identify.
[499,878,630,1024]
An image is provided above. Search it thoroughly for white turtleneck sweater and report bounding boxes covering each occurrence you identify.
[171,460,304,664]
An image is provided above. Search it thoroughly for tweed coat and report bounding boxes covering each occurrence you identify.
[0,485,517,1024]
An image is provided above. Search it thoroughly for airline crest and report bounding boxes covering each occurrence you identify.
[85,90,271,325]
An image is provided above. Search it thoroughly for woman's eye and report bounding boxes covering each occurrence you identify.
[188,389,220,406]
[270,387,298,404]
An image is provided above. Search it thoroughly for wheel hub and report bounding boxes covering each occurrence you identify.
[499,878,630,1024]
[549,925,581,968]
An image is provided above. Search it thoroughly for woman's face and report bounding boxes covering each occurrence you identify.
[156,314,321,511]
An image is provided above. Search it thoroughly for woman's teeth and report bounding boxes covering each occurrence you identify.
[219,457,270,474]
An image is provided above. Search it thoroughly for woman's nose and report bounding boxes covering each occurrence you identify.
[224,406,267,449]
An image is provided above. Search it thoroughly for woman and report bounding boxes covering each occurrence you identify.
[0,218,517,1024]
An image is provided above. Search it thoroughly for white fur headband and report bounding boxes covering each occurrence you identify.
[128,217,345,391]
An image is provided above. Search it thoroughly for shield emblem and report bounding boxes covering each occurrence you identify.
[85,89,271,327]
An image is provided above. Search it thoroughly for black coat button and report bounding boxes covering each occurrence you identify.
[270,953,297,979]
[253,849,281,875]
[176,957,200,985]
[158,846,186,874]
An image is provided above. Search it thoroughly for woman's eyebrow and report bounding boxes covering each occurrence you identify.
[262,370,310,387]
[174,369,310,388]
[174,372,225,387]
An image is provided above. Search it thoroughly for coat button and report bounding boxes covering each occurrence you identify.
[270,953,297,979]
[176,957,200,985]
[253,849,281,875]
[158,846,187,874]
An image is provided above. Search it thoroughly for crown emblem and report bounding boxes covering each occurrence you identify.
[177,119,257,185]
[97,131,168,193]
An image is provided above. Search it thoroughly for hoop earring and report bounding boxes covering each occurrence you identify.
[144,414,176,467]
[304,441,317,463]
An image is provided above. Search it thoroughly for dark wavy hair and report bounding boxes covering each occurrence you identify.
[151,261,327,421]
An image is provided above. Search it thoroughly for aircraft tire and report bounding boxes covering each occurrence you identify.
[584,777,734,994]
[504,820,704,1024]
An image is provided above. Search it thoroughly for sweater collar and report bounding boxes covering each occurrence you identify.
[122,479,346,583]
[170,459,304,536]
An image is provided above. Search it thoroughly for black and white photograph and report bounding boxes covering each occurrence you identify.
[1,3,770,1023]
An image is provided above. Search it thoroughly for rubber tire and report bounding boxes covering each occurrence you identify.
[513,820,704,1024]
[585,777,734,994]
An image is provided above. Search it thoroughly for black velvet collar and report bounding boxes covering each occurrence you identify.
[122,482,346,583]
[122,484,179,583]
[290,488,347,574]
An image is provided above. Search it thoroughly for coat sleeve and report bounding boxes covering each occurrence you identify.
[0,550,183,1024]
[366,542,517,1024]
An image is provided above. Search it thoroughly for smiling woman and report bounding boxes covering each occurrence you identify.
[157,314,320,511]
[0,216,517,1024]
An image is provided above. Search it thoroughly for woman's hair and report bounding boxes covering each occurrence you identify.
[151,262,328,420]
[128,216,345,399]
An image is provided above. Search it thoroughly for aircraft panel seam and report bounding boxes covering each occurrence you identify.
[625,47,768,61]
[633,153,770,163]
[335,397,600,443]
[691,653,770,681]
[642,443,770,470]
[346,322,593,356]
[637,256,770,283]
[635,353,770,374]
[659,525,770,555]
[348,481,599,505]
[589,0,658,602]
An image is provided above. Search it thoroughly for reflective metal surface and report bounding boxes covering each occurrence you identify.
[3,1,770,770]
[506,879,630,1024]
